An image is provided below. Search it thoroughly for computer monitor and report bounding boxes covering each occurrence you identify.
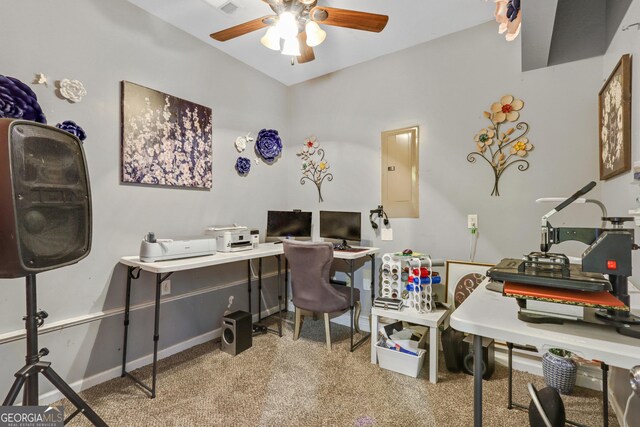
[266,210,312,238]
[319,211,361,248]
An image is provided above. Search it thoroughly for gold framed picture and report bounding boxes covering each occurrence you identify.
[599,54,631,181]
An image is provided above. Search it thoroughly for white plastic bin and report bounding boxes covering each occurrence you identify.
[375,342,426,378]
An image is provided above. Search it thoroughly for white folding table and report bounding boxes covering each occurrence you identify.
[119,243,285,398]
[450,279,640,427]
[119,243,378,397]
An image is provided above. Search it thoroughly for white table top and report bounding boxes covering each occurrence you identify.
[450,279,640,369]
[372,306,449,326]
[120,243,379,273]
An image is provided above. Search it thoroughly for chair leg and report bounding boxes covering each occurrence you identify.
[354,301,361,333]
[324,313,332,351]
[294,308,303,340]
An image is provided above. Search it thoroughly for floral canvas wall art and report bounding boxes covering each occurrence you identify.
[121,81,212,189]
[599,54,631,181]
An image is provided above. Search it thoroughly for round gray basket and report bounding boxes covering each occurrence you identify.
[542,349,577,395]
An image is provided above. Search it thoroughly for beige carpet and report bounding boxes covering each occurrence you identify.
[58,315,618,426]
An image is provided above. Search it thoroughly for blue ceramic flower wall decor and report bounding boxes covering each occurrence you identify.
[0,74,47,123]
[56,120,87,142]
[235,157,251,175]
[255,129,282,163]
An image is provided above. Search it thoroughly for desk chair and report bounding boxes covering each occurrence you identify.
[283,240,361,350]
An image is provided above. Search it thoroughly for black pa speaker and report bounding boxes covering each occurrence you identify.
[221,311,252,356]
[0,119,92,278]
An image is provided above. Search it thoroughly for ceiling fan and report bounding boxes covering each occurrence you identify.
[209,0,389,64]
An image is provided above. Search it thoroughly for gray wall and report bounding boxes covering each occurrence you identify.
[0,0,289,397]
[287,21,604,316]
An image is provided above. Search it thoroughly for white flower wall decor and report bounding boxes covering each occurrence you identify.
[33,73,48,86]
[234,133,254,152]
[59,79,87,103]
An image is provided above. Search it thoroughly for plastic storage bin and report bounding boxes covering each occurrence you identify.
[375,341,426,377]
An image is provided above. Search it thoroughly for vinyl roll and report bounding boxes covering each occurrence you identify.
[408,258,421,269]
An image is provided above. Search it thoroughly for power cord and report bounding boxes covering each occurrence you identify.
[623,391,634,427]
[469,226,478,262]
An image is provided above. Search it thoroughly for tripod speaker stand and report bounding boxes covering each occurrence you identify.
[0,119,106,425]
[2,275,107,426]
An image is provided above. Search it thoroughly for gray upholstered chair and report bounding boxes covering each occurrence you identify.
[283,240,361,350]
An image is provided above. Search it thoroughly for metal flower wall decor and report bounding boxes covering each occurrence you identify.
[297,136,333,202]
[467,94,532,196]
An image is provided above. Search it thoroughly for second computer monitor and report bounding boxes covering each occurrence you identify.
[319,211,361,246]
[266,210,312,238]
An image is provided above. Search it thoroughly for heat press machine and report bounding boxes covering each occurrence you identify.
[488,181,640,339]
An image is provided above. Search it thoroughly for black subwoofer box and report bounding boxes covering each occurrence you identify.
[221,311,252,356]
[462,335,495,380]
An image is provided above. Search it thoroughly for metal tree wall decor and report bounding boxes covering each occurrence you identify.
[297,136,333,202]
[467,94,532,196]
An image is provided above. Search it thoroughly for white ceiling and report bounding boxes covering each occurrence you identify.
[127,0,495,86]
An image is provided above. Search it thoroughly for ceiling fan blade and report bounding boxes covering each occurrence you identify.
[310,6,388,32]
[297,32,315,64]
[210,16,273,42]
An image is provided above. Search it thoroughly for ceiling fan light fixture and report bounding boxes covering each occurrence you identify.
[281,37,301,56]
[261,26,281,50]
[276,12,299,39]
[305,20,326,47]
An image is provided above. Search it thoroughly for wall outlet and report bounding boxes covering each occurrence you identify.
[467,214,478,229]
[345,277,351,287]
[363,267,371,291]
[161,280,171,296]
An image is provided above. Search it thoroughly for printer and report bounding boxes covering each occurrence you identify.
[139,232,217,263]
[206,225,259,252]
